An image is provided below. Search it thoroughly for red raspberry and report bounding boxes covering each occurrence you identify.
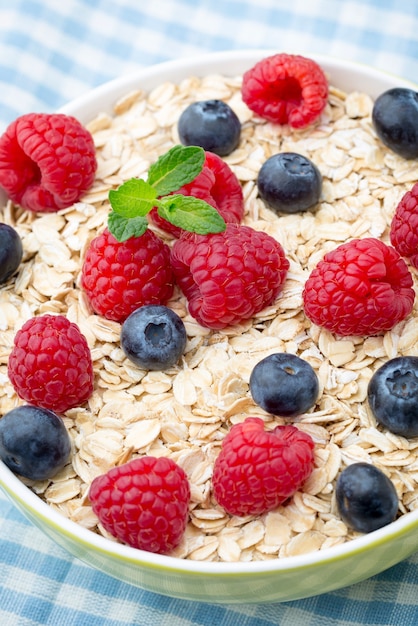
[81,228,174,323]
[203,151,244,222]
[7,314,94,414]
[0,113,97,213]
[212,417,315,516]
[89,456,191,554]
[170,223,289,329]
[302,237,415,336]
[241,53,328,128]
[149,151,244,237]
[390,183,418,268]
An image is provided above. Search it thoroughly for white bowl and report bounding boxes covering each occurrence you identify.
[1,50,418,604]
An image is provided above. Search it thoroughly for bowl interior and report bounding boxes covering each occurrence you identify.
[1,49,418,603]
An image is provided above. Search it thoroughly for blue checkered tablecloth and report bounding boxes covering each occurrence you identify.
[1,1,418,624]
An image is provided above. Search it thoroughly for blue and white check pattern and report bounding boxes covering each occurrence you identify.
[2,490,418,626]
[1,0,418,132]
[1,1,418,624]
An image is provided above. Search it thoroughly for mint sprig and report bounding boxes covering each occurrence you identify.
[108,212,149,241]
[108,145,226,242]
[108,178,158,217]
[157,195,226,234]
[147,144,205,195]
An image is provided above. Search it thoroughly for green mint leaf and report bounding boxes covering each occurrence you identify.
[108,211,149,242]
[108,178,158,217]
[147,145,205,196]
[158,195,226,234]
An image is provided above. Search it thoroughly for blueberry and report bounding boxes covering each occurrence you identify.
[0,223,23,283]
[372,88,418,159]
[121,304,187,370]
[0,405,71,480]
[367,356,418,437]
[178,99,241,156]
[257,152,322,214]
[336,462,398,533]
[249,353,319,418]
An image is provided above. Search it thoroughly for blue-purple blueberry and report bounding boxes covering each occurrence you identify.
[249,353,319,418]
[257,152,322,214]
[0,405,71,480]
[178,99,241,156]
[121,305,187,370]
[372,88,418,159]
[336,462,398,533]
[367,356,418,438]
[0,223,23,283]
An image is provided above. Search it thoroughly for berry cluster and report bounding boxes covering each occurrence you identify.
[302,176,418,339]
[82,58,418,540]
[81,147,289,329]
[149,151,244,238]
[2,315,93,482]
[86,413,316,553]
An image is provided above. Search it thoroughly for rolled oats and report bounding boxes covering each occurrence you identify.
[1,67,418,562]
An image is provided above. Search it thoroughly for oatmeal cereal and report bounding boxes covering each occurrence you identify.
[1,68,418,562]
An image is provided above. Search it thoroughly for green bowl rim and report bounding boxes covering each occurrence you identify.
[2,459,418,577]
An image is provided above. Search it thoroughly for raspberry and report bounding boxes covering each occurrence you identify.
[7,314,94,414]
[0,113,97,213]
[302,237,415,336]
[149,151,244,237]
[212,417,315,516]
[81,228,175,323]
[203,151,244,223]
[170,223,289,329]
[241,53,328,128]
[390,183,418,268]
[89,456,191,554]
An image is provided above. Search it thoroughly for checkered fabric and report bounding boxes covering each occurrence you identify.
[1,0,418,624]
[1,0,418,131]
[2,489,418,625]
